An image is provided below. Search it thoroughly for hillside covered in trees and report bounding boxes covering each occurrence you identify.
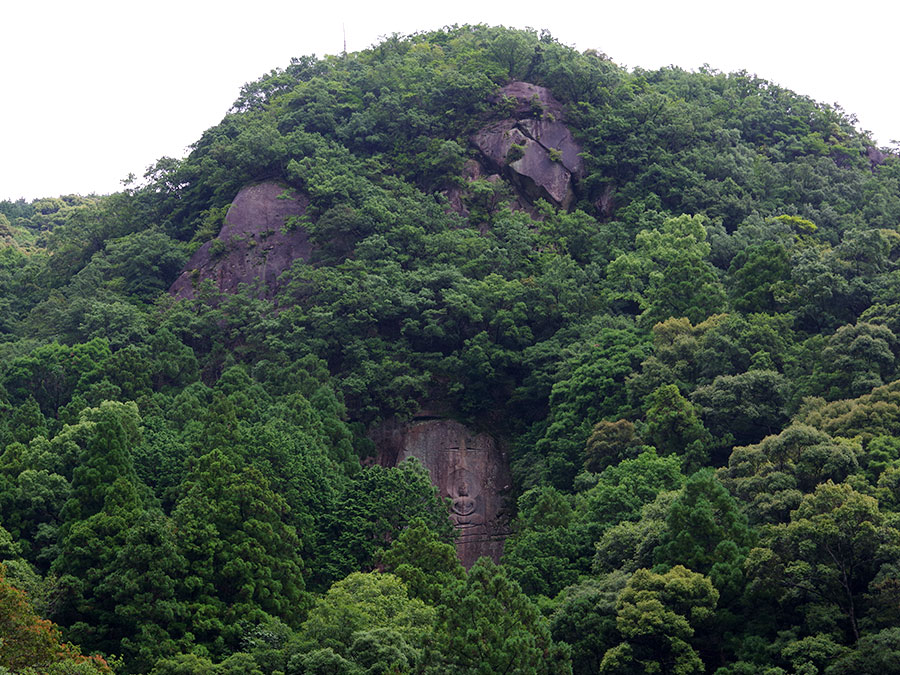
[3,24,900,674]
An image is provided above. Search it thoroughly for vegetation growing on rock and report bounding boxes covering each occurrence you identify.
[2,24,900,673]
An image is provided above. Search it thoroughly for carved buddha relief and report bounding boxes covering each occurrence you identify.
[443,438,486,533]
[382,417,510,567]
[449,474,483,529]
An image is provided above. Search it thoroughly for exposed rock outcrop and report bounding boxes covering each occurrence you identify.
[442,159,533,228]
[169,181,313,300]
[867,145,888,171]
[372,416,511,568]
[472,82,584,209]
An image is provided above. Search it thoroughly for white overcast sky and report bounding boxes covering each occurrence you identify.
[2,0,898,201]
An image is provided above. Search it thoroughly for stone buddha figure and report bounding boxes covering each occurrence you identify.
[451,481,482,528]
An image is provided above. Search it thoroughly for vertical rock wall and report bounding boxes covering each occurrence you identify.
[169,181,312,300]
[373,418,511,568]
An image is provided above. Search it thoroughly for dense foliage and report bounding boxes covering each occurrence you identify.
[3,24,900,673]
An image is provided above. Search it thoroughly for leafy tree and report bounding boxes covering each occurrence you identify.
[626,313,796,407]
[147,653,219,675]
[799,379,900,442]
[317,458,453,588]
[287,648,358,675]
[2,339,110,415]
[50,477,149,656]
[599,566,718,675]
[819,321,898,399]
[654,470,752,593]
[0,524,48,611]
[297,572,433,666]
[691,369,789,446]
[593,492,678,575]
[502,486,587,598]
[641,384,712,472]
[605,214,726,327]
[60,401,143,523]
[345,628,421,675]
[720,423,862,524]
[94,514,189,672]
[92,228,187,301]
[380,519,465,606]
[825,628,900,674]
[146,327,199,392]
[40,402,151,655]
[528,321,650,489]
[1,396,47,446]
[726,240,793,314]
[746,481,900,644]
[0,455,70,571]
[429,558,572,674]
[583,419,644,474]
[549,573,629,675]
[865,434,900,484]
[172,450,308,655]
[577,449,685,535]
[789,240,857,332]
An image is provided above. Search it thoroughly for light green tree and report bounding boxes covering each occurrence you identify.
[600,566,718,675]
[605,214,726,327]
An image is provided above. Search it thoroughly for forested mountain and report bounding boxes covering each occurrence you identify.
[3,24,900,674]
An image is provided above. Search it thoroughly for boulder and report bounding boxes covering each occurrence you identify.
[471,81,584,209]
[472,120,528,167]
[518,118,584,177]
[442,159,530,228]
[169,181,313,301]
[507,137,573,206]
[867,145,888,170]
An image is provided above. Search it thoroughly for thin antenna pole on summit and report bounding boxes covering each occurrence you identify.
[343,23,347,57]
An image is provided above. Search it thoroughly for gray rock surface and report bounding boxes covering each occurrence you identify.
[472,81,584,208]
[169,181,312,300]
[867,145,888,170]
[518,117,584,177]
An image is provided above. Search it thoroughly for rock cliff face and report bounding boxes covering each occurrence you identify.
[472,81,584,209]
[372,417,511,568]
[169,181,313,300]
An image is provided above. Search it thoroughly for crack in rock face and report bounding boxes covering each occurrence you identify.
[169,181,313,301]
[472,82,584,209]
